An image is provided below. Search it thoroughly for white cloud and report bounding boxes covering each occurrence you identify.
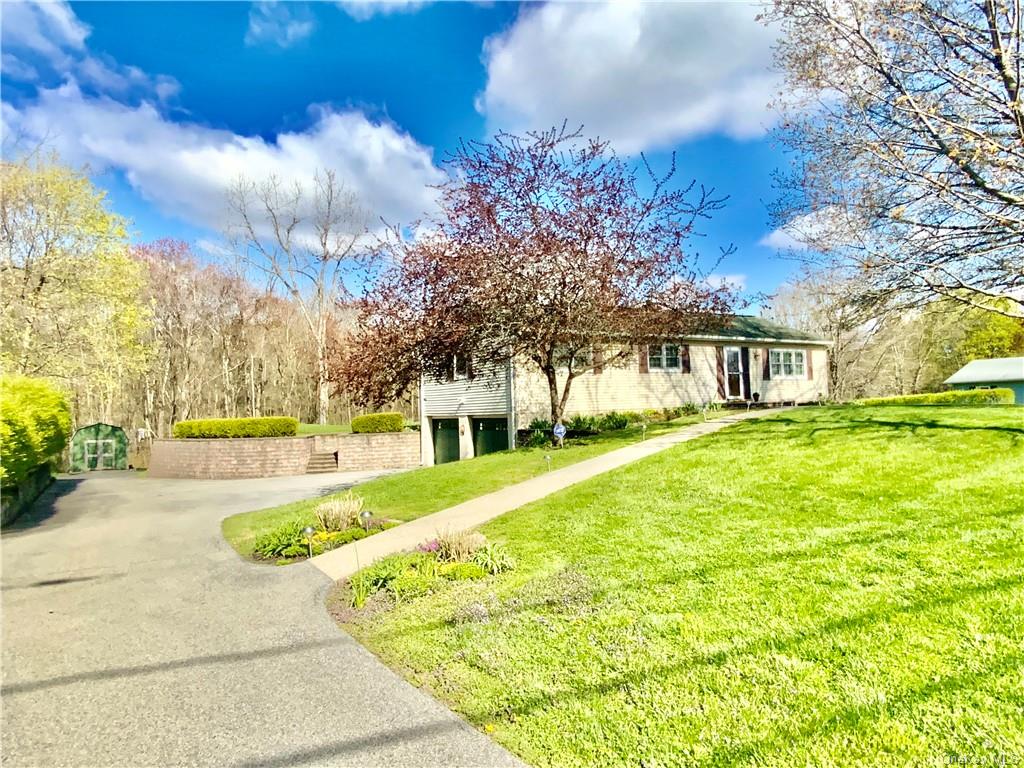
[1,1,181,103]
[245,2,315,48]
[1,53,39,82]
[338,1,426,21]
[76,55,181,102]
[759,207,850,252]
[758,227,808,251]
[706,273,748,291]
[0,0,89,68]
[478,1,780,153]
[5,82,443,233]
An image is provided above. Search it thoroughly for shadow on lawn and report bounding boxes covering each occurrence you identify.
[360,505,1024,645]
[743,414,1024,440]
[704,648,1024,766]
[481,571,1024,723]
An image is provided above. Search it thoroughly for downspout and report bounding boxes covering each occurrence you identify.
[507,357,517,450]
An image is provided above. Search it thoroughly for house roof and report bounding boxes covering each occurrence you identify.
[684,315,831,345]
[944,357,1024,385]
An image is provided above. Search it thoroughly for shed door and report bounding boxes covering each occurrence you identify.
[431,419,460,465]
[472,418,508,457]
[85,439,116,470]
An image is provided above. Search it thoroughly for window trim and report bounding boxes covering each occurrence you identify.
[450,354,470,381]
[647,342,689,372]
[768,349,805,379]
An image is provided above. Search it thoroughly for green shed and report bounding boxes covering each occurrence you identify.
[69,423,129,472]
[944,357,1024,404]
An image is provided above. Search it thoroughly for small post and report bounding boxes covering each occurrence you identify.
[303,526,315,559]
[544,454,552,472]
[641,423,647,441]
[359,509,372,531]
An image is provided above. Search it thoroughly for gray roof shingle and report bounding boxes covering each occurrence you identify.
[944,357,1024,384]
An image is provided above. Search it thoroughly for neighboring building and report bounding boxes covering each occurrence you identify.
[419,315,830,464]
[69,423,129,472]
[944,357,1024,404]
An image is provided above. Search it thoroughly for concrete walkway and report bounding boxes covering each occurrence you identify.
[1,471,523,768]
[312,408,785,581]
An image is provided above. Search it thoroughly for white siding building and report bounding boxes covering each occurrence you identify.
[420,315,830,464]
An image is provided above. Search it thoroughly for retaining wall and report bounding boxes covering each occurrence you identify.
[314,432,422,471]
[1,465,53,526]
[149,432,420,479]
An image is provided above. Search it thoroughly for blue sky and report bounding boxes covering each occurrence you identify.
[1,1,803,303]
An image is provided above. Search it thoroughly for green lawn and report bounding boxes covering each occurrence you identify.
[222,417,700,558]
[341,406,1024,768]
[297,423,352,435]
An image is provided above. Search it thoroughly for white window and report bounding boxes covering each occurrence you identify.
[450,354,470,380]
[648,343,684,371]
[770,349,805,378]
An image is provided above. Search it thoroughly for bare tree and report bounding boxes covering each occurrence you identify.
[227,171,368,424]
[767,0,1024,319]
[763,269,883,400]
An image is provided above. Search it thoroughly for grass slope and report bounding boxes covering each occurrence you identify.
[297,423,352,435]
[343,406,1024,768]
[222,417,699,559]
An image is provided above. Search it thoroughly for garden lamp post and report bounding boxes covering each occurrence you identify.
[359,509,372,531]
[303,526,315,559]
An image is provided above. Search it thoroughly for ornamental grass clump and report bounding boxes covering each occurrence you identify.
[314,491,364,532]
[436,529,487,563]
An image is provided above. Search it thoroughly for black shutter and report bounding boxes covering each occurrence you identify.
[715,347,725,398]
[762,348,771,381]
[740,347,751,400]
[680,344,691,373]
[638,345,649,374]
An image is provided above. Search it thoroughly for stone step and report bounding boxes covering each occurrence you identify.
[306,452,338,474]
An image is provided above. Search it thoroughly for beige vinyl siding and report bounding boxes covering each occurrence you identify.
[754,346,829,404]
[513,344,829,423]
[514,345,718,424]
[421,362,511,418]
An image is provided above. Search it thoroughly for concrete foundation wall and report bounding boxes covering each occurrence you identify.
[150,432,421,479]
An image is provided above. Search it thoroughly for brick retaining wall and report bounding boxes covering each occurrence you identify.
[149,432,421,479]
[315,432,422,471]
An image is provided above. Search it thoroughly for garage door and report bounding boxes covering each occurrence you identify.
[472,418,509,457]
[432,418,460,464]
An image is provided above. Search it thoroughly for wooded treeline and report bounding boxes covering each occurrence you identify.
[764,270,1024,402]
[0,155,413,437]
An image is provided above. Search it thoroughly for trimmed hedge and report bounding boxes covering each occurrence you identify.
[351,412,405,433]
[0,375,71,489]
[172,416,299,439]
[857,388,1014,406]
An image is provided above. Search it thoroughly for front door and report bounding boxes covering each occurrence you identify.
[725,347,744,399]
[85,439,115,470]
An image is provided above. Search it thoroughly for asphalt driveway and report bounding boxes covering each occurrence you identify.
[1,472,522,768]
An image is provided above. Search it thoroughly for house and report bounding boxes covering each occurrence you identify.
[418,315,831,464]
[943,357,1024,404]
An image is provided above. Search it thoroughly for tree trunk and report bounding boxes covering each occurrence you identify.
[543,364,562,424]
[316,352,329,425]
[542,363,578,426]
